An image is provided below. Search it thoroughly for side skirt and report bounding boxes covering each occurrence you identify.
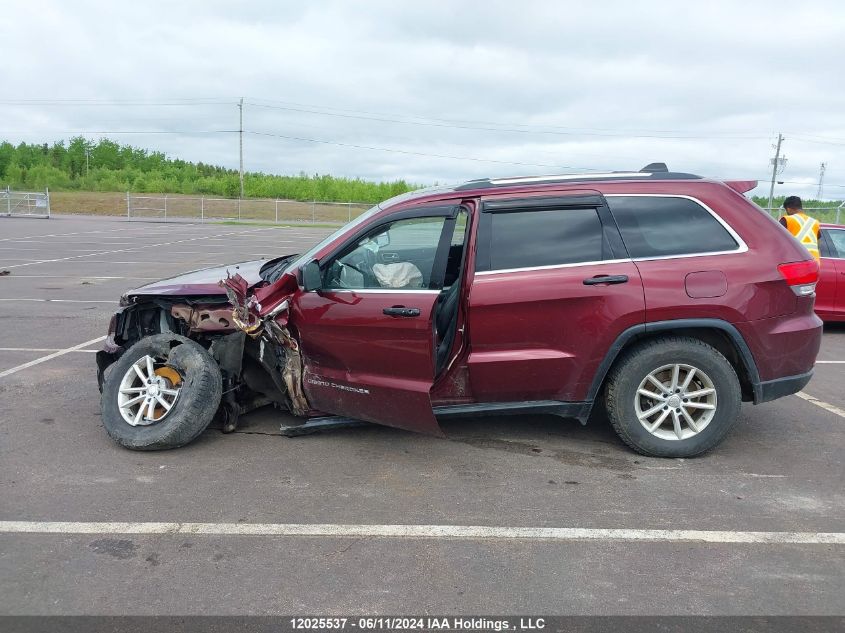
[433,400,593,425]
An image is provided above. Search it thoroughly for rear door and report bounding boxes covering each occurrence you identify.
[467,191,645,403]
[291,204,465,434]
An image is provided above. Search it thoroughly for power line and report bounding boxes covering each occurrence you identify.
[245,130,604,171]
[245,101,772,141]
[789,135,845,147]
[0,130,238,135]
[0,97,845,145]
[5,95,845,143]
[0,98,234,106]
[246,98,845,144]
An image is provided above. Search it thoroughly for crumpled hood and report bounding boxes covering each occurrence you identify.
[127,259,267,298]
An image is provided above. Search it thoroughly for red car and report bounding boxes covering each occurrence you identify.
[815,224,845,321]
[97,164,822,457]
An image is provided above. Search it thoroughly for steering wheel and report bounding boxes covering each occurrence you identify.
[338,254,378,287]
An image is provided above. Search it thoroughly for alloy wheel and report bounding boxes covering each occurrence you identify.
[634,363,717,441]
[117,355,182,426]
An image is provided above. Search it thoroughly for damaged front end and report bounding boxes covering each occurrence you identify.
[97,268,309,432]
[218,271,309,416]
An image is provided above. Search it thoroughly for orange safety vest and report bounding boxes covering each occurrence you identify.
[782,212,820,261]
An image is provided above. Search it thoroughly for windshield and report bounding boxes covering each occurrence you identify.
[284,204,381,274]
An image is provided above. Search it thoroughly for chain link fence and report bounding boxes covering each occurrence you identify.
[126,193,371,225]
[1,187,51,218]
[760,202,845,225]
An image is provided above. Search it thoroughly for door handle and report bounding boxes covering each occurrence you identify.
[383,306,421,317]
[583,274,629,285]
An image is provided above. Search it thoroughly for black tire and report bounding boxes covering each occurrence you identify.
[604,336,741,458]
[101,334,222,451]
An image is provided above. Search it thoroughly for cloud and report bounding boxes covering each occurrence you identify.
[1,0,843,200]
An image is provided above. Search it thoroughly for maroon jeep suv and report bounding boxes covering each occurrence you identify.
[97,164,822,457]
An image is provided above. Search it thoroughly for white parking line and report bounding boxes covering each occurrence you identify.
[0,260,225,265]
[0,521,841,544]
[0,299,116,304]
[796,392,845,418]
[0,336,106,379]
[0,348,97,353]
[0,228,166,242]
[2,275,159,280]
[6,240,135,245]
[815,361,845,364]
[1,227,272,270]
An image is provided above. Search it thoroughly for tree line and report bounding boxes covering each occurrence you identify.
[0,137,416,203]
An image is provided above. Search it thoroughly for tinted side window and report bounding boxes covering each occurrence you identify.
[607,196,738,258]
[824,230,845,258]
[489,207,605,270]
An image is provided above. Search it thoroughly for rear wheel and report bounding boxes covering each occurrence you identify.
[604,336,741,457]
[101,334,222,450]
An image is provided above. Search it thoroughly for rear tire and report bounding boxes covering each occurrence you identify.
[604,336,741,457]
[101,334,222,451]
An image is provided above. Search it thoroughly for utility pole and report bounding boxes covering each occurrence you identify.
[817,162,827,200]
[767,133,784,212]
[85,146,90,176]
[238,98,244,199]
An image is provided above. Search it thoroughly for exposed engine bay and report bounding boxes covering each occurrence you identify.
[96,255,308,433]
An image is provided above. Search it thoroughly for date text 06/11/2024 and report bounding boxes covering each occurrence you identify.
[289,617,547,631]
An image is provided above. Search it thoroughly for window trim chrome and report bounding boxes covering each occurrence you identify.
[474,193,747,277]
[475,258,632,277]
[320,288,441,295]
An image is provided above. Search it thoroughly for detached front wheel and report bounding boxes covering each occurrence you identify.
[101,334,222,450]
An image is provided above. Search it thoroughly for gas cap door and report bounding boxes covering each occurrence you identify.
[685,270,728,298]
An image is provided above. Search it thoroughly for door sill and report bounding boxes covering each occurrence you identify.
[433,400,591,424]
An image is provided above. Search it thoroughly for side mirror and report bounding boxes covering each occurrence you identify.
[374,233,390,248]
[301,259,322,292]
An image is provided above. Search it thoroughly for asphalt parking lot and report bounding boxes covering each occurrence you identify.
[0,214,843,616]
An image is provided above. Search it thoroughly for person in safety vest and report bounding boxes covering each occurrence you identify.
[780,196,820,261]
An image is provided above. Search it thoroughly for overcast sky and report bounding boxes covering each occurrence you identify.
[1,0,844,201]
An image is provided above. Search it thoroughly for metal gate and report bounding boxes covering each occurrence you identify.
[1,188,51,218]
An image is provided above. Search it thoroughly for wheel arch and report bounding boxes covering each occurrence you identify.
[588,319,762,405]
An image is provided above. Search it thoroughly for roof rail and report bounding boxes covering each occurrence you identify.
[453,166,701,191]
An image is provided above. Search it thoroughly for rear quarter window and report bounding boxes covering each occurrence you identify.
[607,196,739,258]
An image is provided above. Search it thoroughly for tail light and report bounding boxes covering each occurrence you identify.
[778,260,819,296]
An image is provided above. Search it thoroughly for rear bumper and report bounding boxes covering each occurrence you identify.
[757,370,813,404]
[736,311,822,384]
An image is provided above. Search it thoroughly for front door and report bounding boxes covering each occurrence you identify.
[292,206,465,434]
